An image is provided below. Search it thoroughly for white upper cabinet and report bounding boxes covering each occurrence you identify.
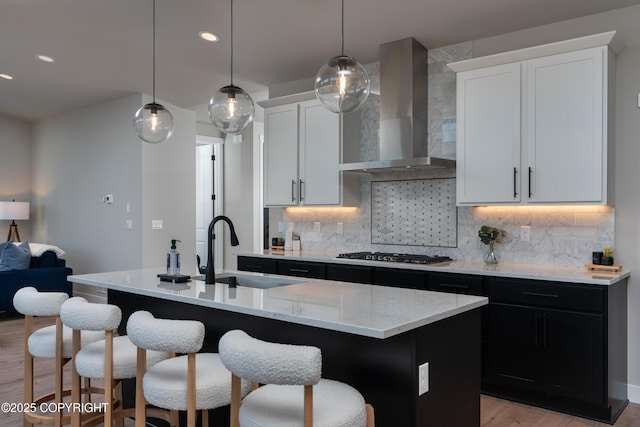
[450,32,616,206]
[525,48,604,203]
[456,62,522,204]
[263,103,299,206]
[261,92,359,207]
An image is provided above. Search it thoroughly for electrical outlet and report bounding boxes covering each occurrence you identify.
[126,219,133,230]
[314,222,321,233]
[520,225,531,242]
[337,222,344,235]
[418,362,429,395]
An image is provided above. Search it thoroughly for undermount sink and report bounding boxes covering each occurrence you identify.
[194,273,303,289]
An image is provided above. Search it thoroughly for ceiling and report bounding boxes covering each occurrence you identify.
[2,0,640,122]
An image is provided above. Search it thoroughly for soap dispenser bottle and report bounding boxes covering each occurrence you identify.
[167,239,181,276]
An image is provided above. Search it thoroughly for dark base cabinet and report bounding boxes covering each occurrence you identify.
[238,255,628,423]
[484,277,627,424]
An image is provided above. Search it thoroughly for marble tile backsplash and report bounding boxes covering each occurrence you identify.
[270,42,615,267]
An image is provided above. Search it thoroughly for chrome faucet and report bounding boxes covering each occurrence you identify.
[205,215,239,284]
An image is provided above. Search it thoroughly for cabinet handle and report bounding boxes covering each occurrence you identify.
[534,311,539,348]
[543,312,548,349]
[299,180,304,201]
[245,265,261,270]
[513,167,518,198]
[289,268,310,273]
[291,179,296,202]
[497,373,535,383]
[528,167,533,198]
[438,283,468,289]
[522,291,560,298]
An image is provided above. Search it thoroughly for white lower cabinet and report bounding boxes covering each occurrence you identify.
[451,33,616,206]
[262,92,359,207]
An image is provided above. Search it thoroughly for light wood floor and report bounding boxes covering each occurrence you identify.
[1,314,639,427]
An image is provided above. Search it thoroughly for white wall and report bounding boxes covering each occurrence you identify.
[32,95,143,274]
[223,127,255,269]
[613,42,640,402]
[0,115,32,240]
[140,94,197,272]
[31,94,197,279]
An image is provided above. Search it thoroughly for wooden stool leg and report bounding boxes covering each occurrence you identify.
[114,380,124,427]
[23,315,34,427]
[187,353,196,427]
[104,331,114,427]
[366,403,375,427]
[71,329,82,427]
[54,317,63,427]
[170,410,179,427]
[135,348,147,427]
[201,409,209,427]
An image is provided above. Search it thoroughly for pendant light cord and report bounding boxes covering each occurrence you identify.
[341,0,345,56]
[152,0,157,103]
[230,0,234,86]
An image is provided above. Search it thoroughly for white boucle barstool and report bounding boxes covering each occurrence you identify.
[13,286,104,427]
[60,298,169,427]
[218,329,375,427]
[126,311,249,427]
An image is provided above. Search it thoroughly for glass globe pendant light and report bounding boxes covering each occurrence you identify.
[208,0,254,135]
[133,0,174,144]
[315,0,370,113]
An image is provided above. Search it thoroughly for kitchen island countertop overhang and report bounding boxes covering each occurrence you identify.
[69,268,487,339]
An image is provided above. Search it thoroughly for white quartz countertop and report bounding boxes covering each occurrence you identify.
[236,251,630,286]
[69,269,487,339]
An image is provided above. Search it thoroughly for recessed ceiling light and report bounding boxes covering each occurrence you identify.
[199,31,219,42]
[36,54,55,63]
[0,74,13,80]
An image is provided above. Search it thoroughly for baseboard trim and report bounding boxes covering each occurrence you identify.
[629,384,640,404]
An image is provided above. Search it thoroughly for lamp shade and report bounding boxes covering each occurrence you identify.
[315,55,370,113]
[0,201,30,220]
[208,85,254,135]
[133,102,174,144]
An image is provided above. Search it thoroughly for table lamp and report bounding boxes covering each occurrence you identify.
[0,200,30,242]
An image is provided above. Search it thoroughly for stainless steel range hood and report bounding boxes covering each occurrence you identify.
[339,37,455,172]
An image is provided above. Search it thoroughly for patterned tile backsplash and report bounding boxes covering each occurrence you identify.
[271,41,615,267]
[371,179,456,247]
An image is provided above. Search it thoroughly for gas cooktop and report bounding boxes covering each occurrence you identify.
[336,252,452,265]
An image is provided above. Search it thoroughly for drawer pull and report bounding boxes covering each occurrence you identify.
[246,265,261,269]
[438,283,468,289]
[497,373,535,383]
[289,268,310,273]
[522,291,559,298]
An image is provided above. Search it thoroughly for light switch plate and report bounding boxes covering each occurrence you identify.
[151,220,163,230]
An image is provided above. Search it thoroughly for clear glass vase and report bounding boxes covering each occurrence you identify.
[483,242,499,265]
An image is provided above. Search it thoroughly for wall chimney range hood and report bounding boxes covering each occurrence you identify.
[339,37,455,172]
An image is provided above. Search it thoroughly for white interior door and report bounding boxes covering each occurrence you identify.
[196,136,224,274]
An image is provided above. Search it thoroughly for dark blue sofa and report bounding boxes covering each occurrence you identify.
[0,251,72,312]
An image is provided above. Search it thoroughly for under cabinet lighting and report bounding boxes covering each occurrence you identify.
[475,205,612,214]
[0,74,13,80]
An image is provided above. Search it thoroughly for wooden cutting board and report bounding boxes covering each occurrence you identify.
[584,264,622,272]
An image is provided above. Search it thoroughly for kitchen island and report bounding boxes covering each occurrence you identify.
[70,269,487,427]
